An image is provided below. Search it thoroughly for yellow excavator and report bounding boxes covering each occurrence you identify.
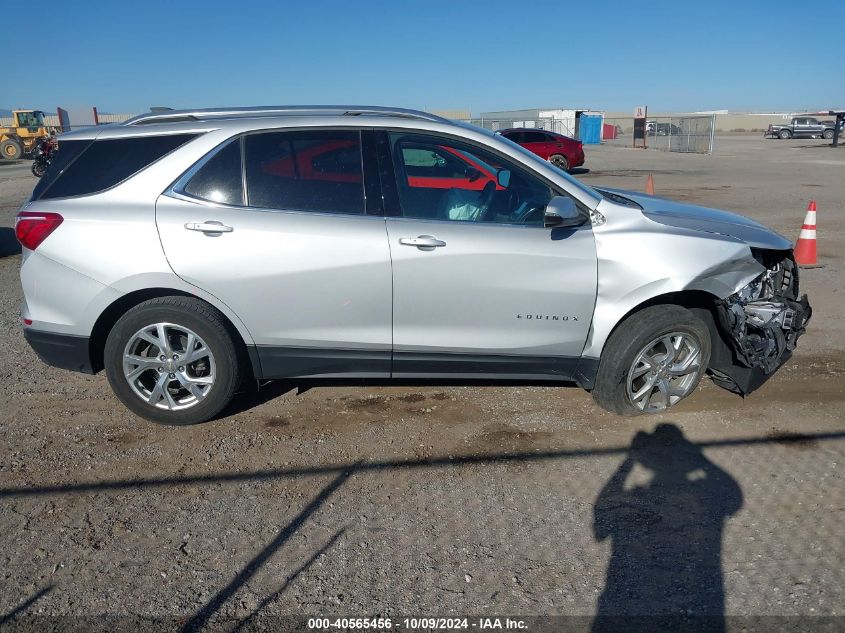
[1,110,52,160]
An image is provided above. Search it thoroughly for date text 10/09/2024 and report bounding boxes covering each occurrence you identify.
[308,617,528,630]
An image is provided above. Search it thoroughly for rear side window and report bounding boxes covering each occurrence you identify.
[30,140,92,200]
[244,130,364,214]
[183,140,244,205]
[35,134,196,200]
[523,131,546,143]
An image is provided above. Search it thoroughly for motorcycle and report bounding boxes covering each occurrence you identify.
[31,136,57,178]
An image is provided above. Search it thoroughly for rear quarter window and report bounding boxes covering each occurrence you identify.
[34,134,197,200]
[30,140,92,200]
[182,139,244,205]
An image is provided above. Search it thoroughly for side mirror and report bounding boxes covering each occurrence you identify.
[544,196,586,228]
[497,169,511,188]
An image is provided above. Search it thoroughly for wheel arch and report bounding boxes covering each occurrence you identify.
[599,289,723,359]
[88,288,260,378]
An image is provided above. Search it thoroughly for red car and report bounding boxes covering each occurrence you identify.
[498,128,585,172]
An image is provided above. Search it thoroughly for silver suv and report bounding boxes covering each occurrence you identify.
[16,106,811,425]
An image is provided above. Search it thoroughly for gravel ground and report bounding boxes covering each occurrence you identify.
[0,137,843,632]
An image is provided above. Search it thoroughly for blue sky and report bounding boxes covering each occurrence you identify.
[4,0,843,115]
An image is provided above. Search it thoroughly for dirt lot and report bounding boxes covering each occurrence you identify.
[1,137,843,631]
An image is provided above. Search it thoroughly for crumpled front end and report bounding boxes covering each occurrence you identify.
[709,250,811,394]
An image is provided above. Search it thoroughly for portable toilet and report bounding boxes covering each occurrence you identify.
[577,113,602,144]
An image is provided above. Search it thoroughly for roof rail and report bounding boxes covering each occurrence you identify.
[123,105,451,126]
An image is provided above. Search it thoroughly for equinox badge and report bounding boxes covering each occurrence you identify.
[517,314,579,321]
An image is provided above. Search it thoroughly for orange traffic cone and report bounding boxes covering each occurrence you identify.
[645,173,655,195]
[794,200,822,268]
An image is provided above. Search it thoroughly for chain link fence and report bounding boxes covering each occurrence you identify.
[3,112,715,153]
[602,115,716,153]
[460,117,577,137]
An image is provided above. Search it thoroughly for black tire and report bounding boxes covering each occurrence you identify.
[778,129,792,140]
[104,296,242,425]
[1,138,23,160]
[31,161,46,178]
[549,154,570,171]
[592,305,711,416]
[823,129,834,140]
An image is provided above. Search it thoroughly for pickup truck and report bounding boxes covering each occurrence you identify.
[765,117,838,140]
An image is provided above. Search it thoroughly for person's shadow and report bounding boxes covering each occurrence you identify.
[592,423,742,633]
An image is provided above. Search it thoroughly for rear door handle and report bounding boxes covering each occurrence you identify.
[399,235,446,248]
[185,221,233,233]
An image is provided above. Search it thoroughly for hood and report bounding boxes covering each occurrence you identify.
[598,187,793,251]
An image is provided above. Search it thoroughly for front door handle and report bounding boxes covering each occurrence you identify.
[399,235,446,248]
[185,221,233,234]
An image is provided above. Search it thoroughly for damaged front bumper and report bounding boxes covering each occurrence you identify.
[709,252,812,395]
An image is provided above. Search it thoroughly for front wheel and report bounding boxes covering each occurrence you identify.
[104,297,242,425]
[823,129,834,140]
[778,129,792,139]
[592,305,711,415]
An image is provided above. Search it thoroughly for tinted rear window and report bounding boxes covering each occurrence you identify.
[35,134,197,200]
[244,130,364,214]
[30,140,92,200]
[523,131,547,143]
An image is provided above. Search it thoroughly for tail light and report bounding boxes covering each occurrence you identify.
[15,212,63,251]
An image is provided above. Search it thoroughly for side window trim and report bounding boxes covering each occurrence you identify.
[360,129,384,216]
[374,129,401,217]
[239,135,248,206]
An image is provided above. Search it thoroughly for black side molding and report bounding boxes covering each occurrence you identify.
[250,345,598,389]
[24,329,94,374]
[256,346,391,379]
[394,351,598,388]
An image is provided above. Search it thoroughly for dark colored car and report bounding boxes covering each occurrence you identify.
[649,122,682,137]
[498,128,585,172]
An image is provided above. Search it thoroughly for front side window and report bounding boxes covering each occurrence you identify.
[244,130,364,214]
[389,133,555,225]
[183,139,243,205]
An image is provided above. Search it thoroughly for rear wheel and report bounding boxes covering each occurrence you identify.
[104,297,242,425]
[778,129,792,140]
[1,138,22,160]
[31,161,46,178]
[592,305,711,415]
[549,154,570,171]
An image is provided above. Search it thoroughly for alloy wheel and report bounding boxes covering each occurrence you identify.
[122,322,216,410]
[626,332,701,412]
